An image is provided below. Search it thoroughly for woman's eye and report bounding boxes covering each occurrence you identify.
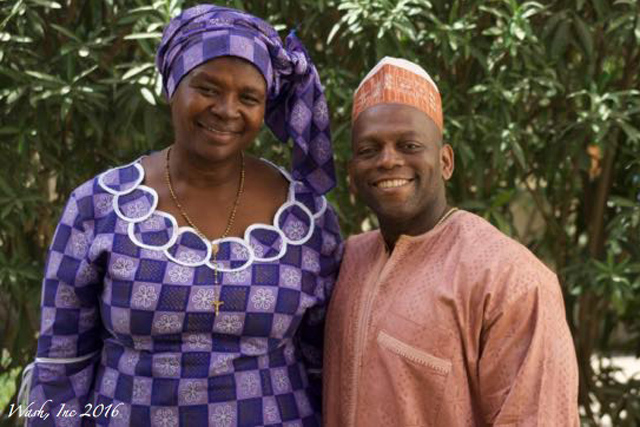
[197,86,217,95]
[241,95,260,105]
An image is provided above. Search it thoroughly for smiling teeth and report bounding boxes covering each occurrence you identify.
[377,179,410,188]
[205,125,223,133]
[202,123,231,134]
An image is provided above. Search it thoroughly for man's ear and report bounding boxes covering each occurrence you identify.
[440,143,454,181]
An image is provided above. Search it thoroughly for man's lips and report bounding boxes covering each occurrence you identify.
[372,178,415,189]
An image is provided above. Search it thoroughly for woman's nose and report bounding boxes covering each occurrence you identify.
[211,94,240,119]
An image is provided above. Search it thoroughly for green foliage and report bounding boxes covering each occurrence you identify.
[1,0,639,425]
[0,350,20,417]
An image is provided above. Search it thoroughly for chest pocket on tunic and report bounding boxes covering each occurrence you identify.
[375,310,454,426]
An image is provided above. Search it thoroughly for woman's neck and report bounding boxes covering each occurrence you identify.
[168,144,243,190]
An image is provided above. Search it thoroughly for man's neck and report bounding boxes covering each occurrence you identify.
[379,203,450,252]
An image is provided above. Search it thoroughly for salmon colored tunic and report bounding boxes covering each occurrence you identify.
[323,210,579,426]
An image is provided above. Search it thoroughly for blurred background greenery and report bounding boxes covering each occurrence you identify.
[1,0,639,425]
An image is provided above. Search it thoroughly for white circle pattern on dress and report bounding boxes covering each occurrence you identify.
[97,159,327,272]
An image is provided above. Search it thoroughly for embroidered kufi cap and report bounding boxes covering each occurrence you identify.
[352,57,443,132]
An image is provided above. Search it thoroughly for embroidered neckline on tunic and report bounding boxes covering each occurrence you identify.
[96,157,327,272]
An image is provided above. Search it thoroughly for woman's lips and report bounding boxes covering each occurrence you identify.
[197,122,243,144]
[197,121,240,135]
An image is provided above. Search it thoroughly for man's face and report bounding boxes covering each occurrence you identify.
[349,103,454,228]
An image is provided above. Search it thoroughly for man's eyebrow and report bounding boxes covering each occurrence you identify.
[356,130,421,141]
[397,130,422,139]
[352,134,379,144]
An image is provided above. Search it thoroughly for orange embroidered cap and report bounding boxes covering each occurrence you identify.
[352,57,443,132]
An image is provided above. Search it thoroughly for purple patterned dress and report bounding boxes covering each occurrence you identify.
[28,157,342,426]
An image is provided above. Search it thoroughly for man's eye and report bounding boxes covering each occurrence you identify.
[357,147,376,156]
[402,142,421,150]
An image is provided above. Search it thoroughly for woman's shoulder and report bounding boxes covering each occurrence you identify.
[251,157,342,251]
[94,158,146,196]
[248,156,327,219]
[61,158,145,222]
[67,157,144,195]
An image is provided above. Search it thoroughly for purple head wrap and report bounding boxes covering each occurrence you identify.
[156,5,335,195]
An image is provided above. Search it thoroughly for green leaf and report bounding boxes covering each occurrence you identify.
[122,63,154,81]
[551,20,571,58]
[590,0,606,19]
[1,201,15,218]
[0,127,19,135]
[125,5,159,13]
[49,23,81,42]
[24,70,63,84]
[573,16,593,58]
[60,97,72,120]
[30,0,62,8]
[492,190,515,208]
[0,0,25,31]
[618,120,640,143]
[541,12,565,41]
[0,175,14,195]
[71,65,98,84]
[140,87,156,105]
[124,32,162,40]
[511,141,527,169]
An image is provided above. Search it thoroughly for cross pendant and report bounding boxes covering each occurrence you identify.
[213,298,224,316]
[211,244,221,284]
[210,245,223,315]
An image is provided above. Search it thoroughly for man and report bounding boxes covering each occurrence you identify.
[323,57,579,426]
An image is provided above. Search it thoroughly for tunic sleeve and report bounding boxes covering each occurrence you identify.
[27,189,104,426]
[296,205,343,408]
[477,265,580,426]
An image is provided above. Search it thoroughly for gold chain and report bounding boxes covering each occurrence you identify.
[165,146,245,247]
[164,146,245,305]
[434,206,458,229]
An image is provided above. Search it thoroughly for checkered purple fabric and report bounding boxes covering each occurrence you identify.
[156,5,336,196]
[28,158,343,426]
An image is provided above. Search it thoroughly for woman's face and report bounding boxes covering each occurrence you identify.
[170,56,267,162]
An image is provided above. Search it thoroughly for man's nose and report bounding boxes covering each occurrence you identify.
[377,146,403,169]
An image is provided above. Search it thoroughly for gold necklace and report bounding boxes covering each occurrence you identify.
[434,206,458,228]
[164,146,245,312]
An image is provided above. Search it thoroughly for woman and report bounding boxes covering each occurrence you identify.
[23,5,342,426]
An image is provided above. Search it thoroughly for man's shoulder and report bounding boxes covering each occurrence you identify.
[345,230,380,245]
[340,231,383,263]
[454,211,548,267]
[452,211,558,295]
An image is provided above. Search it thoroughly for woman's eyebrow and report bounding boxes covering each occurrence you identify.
[188,73,219,85]
[239,86,266,96]
[188,73,265,95]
